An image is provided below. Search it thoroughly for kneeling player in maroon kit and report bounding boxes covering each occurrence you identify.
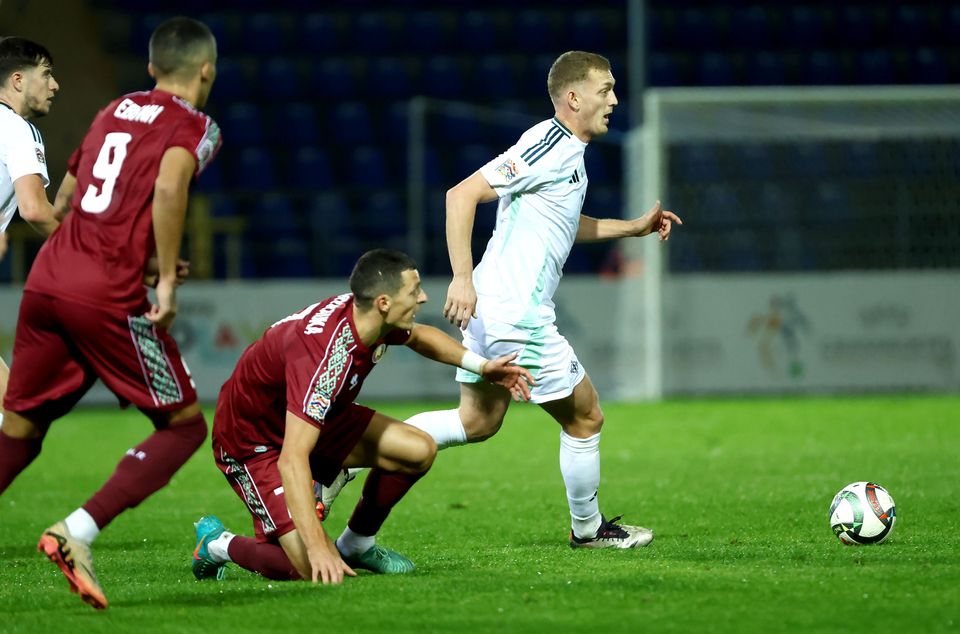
[192,249,534,584]
[0,17,221,609]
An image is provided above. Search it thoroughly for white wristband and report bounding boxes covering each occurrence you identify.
[460,350,488,375]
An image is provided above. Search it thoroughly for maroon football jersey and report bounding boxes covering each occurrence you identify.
[26,89,221,312]
[214,294,412,461]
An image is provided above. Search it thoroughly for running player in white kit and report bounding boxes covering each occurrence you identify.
[408,51,682,549]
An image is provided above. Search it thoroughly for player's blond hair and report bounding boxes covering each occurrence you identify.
[547,51,611,102]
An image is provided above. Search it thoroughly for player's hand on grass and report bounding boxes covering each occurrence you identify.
[308,543,355,585]
[634,200,682,241]
[444,275,478,330]
[146,278,178,328]
[481,352,537,402]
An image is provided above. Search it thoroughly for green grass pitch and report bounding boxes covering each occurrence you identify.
[1,396,958,633]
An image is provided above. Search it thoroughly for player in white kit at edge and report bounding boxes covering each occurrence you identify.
[330,50,683,550]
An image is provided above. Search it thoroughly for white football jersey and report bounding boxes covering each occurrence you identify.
[474,117,588,327]
[0,103,50,233]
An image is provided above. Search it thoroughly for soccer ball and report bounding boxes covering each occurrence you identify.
[829,481,896,545]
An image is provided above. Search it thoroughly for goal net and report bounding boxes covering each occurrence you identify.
[618,86,960,399]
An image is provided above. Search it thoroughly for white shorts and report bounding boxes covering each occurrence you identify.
[455,315,585,404]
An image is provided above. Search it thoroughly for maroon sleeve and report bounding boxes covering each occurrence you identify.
[165,112,222,177]
[285,341,329,430]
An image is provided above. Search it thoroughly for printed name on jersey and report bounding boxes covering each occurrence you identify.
[495,158,519,181]
[304,322,356,423]
[113,98,165,124]
[304,293,352,335]
[35,148,45,164]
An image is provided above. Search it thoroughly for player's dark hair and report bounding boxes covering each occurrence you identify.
[149,16,216,78]
[350,249,419,309]
[547,51,611,101]
[0,37,53,83]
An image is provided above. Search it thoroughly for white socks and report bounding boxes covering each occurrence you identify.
[336,526,375,556]
[207,531,235,563]
[64,508,100,546]
[404,409,467,449]
[559,430,603,540]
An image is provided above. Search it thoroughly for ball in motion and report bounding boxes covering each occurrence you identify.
[829,481,896,545]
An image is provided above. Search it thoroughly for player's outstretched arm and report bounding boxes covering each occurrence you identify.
[147,147,195,328]
[405,325,535,401]
[13,173,59,236]
[279,412,356,584]
[576,200,683,243]
[444,171,499,329]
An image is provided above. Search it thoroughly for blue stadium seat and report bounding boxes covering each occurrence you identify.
[384,101,410,144]
[309,58,359,101]
[701,183,742,229]
[586,185,622,218]
[348,146,391,189]
[330,102,374,145]
[243,13,284,56]
[259,58,303,100]
[209,58,249,101]
[359,191,406,239]
[844,141,879,178]
[422,57,465,99]
[453,144,494,184]
[366,57,416,99]
[792,141,831,179]
[355,11,400,54]
[856,50,895,85]
[676,8,721,50]
[801,50,844,85]
[896,5,936,47]
[649,52,685,87]
[271,102,320,147]
[780,6,828,48]
[222,102,264,146]
[744,51,787,86]
[437,109,483,145]
[194,157,223,192]
[308,193,356,275]
[474,56,517,100]
[288,147,333,190]
[510,10,563,54]
[584,149,614,184]
[421,146,444,188]
[258,193,297,236]
[568,10,622,51]
[839,5,888,48]
[199,13,233,53]
[697,52,738,86]
[911,48,949,84]
[457,11,505,53]
[299,13,345,55]
[235,147,278,190]
[406,11,453,53]
[728,6,776,49]
[208,195,236,219]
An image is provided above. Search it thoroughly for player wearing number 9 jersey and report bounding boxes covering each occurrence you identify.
[1,17,220,610]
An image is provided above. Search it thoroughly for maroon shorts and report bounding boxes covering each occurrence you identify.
[4,291,197,420]
[212,403,375,542]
